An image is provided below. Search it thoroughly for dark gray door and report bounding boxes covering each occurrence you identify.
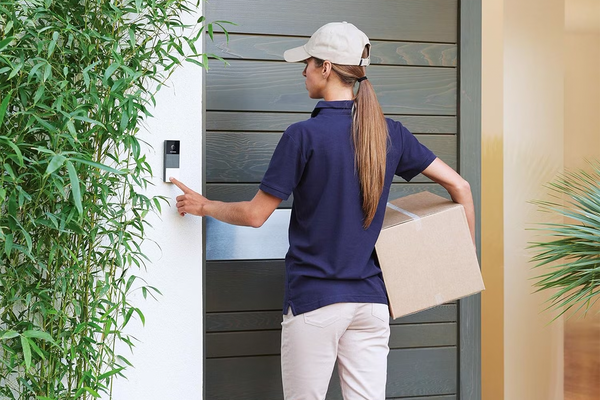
[203,1,481,399]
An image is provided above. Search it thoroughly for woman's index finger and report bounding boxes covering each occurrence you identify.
[170,177,192,193]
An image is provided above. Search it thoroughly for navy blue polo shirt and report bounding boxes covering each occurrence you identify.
[259,100,436,316]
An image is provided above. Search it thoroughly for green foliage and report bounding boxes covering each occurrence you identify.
[529,162,600,320]
[0,0,228,398]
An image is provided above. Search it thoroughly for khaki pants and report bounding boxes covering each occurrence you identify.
[281,302,390,400]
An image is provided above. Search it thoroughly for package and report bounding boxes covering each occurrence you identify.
[375,191,485,319]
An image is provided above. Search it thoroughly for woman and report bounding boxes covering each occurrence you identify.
[171,22,475,400]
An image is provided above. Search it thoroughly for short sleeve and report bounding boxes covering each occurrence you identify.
[394,122,437,181]
[259,130,306,200]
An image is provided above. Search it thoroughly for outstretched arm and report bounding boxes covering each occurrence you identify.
[170,177,282,228]
[421,158,476,245]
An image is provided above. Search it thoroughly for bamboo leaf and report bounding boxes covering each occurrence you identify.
[83,387,100,398]
[104,62,120,82]
[172,40,185,57]
[48,32,58,57]
[28,338,46,359]
[117,355,134,367]
[83,71,90,87]
[8,62,23,79]
[71,157,123,174]
[22,330,55,343]
[207,53,229,65]
[21,336,32,370]
[98,367,125,380]
[184,37,197,54]
[43,63,52,81]
[0,36,14,52]
[123,308,134,326]
[120,107,129,132]
[214,21,237,42]
[1,330,19,340]
[185,57,205,69]
[65,160,83,214]
[66,120,76,137]
[0,91,11,125]
[134,307,145,326]
[20,227,33,252]
[33,84,46,104]
[45,154,66,175]
[33,115,58,132]
[4,233,14,257]
[28,61,46,81]
[71,115,106,128]
[125,274,137,292]
[207,23,214,40]
[129,27,136,48]
[0,136,24,166]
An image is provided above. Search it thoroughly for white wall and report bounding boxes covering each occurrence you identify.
[109,7,205,400]
[563,0,600,379]
[564,0,600,171]
[503,0,565,399]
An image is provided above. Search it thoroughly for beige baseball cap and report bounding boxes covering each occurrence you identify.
[283,22,371,66]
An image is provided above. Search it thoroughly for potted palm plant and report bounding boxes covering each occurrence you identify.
[529,161,600,319]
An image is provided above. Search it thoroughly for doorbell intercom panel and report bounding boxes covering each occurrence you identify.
[164,140,180,183]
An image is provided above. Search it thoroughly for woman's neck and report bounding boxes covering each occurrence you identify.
[322,85,355,101]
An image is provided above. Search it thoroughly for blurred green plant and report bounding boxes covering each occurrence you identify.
[0,0,228,398]
[529,162,600,320]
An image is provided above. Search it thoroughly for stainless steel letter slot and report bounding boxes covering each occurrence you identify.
[206,209,291,260]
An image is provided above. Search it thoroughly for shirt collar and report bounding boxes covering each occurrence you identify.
[311,100,354,118]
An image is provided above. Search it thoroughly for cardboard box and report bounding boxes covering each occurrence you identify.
[375,191,484,319]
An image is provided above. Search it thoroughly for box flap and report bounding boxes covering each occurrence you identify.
[383,191,460,229]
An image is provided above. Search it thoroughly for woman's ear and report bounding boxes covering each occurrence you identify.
[322,60,332,79]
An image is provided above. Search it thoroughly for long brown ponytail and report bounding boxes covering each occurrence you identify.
[315,49,389,228]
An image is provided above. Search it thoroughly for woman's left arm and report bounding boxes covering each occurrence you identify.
[421,158,476,245]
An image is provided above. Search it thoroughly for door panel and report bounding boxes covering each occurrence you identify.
[206,60,457,115]
[206,323,457,358]
[205,182,450,207]
[206,132,456,182]
[205,0,458,42]
[206,111,457,134]
[206,348,457,399]
[203,0,472,398]
[206,33,458,67]
[205,304,458,331]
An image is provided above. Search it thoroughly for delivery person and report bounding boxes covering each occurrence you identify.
[171,21,475,400]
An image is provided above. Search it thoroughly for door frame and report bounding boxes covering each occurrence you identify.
[458,0,482,399]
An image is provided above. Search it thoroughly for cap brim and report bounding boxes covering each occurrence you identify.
[283,45,311,62]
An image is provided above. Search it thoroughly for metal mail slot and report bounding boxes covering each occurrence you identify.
[205,209,291,260]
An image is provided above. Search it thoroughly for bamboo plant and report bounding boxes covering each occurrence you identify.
[0,0,228,398]
[529,162,600,319]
